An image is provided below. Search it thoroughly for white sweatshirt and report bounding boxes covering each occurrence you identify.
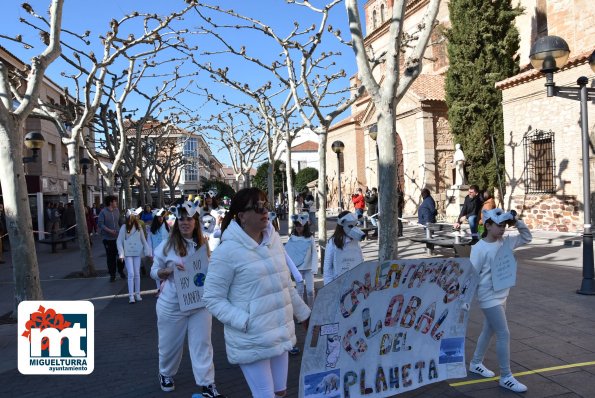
[470,220,532,308]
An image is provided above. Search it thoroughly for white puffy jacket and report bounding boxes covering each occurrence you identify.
[203,220,311,365]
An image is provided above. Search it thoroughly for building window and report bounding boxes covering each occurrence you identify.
[523,129,556,194]
[48,143,56,163]
[184,138,197,158]
[380,4,385,23]
[372,10,377,29]
[184,164,198,182]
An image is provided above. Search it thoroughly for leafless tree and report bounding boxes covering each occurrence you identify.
[0,0,63,310]
[345,0,440,260]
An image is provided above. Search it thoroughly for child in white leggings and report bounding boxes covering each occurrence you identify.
[468,208,531,393]
[240,352,288,398]
[117,208,151,303]
[284,213,318,308]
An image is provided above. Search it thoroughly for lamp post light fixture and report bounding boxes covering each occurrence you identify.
[368,124,379,182]
[331,140,345,211]
[80,157,91,207]
[529,35,595,295]
[23,131,45,163]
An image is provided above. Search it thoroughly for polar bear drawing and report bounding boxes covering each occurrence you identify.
[316,373,339,394]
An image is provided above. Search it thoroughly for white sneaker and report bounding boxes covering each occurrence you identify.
[135,293,142,302]
[128,296,135,304]
[469,362,496,378]
[499,375,527,392]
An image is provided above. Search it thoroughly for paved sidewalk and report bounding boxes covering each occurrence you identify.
[0,222,594,397]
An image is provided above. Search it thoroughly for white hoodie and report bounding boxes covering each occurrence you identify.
[203,220,311,365]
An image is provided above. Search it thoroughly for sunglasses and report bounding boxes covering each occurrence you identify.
[243,203,271,214]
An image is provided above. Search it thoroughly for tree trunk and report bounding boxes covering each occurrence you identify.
[66,141,96,276]
[169,184,176,203]
[267,162,274,205]
[123,180,133,209]
[316,132,329,269]
[286,149,295,217]
[0,118,43,314]
[377,105,399,261]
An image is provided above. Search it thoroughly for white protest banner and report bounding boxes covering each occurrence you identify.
[491,244,517,291]
[299,258,478,398]
[174,245,209,312]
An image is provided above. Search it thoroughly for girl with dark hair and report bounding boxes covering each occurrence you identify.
[204,187,310,398]
[117,208,151,303]
[150,203,225,397]
[468,208,531,392]
[323,211,365,285]
[201,192,220,217]
[148,209,170,293]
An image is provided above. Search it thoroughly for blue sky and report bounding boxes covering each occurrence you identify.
[2,1,362,166]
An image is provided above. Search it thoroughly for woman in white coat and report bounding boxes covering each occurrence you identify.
[203,188,311,398]
[151,201,225,397]
[148,208,169,292]
[117,208,151,303]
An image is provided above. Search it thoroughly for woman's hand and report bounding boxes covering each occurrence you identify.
[175,263,185,271]
[158,267,174,279]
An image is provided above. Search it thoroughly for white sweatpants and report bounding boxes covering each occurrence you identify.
[156,299,215,386]
[240,351,288,398]
[124,256,141,297]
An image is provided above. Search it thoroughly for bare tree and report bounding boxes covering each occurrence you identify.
[345,0,440,260]
[0,0,63,310]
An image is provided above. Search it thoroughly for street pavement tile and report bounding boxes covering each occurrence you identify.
[518,335,588,358]
[548,369,595,397]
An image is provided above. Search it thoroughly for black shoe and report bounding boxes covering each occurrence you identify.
[199,384,225,398]
[159,374,175,392]
[109,275,116,283]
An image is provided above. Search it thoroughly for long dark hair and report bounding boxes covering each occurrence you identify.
[330,210,350,249]
[164,208,205,257]
[150,215,169,235]
[292,220,313,238]
[202,196,219,211]
[221,187,267,233]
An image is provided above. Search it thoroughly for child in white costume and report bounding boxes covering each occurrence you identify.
[151,200,225,397]
[468,208,532,393]
[116,207,151,303]
[201,211,223,252]
[148,208,169,292]
[285,212,318,308]
[323,211,365,285]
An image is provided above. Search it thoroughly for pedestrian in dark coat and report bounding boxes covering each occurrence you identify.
[418,188,437,225]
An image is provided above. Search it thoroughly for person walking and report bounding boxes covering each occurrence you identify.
[98,195,125,282]
[203,188,310,398]
[285,212,318,308]
[454,184,482,239]
[468,208,532,392]
[117,208,151,303]
[418,188,437,225]
[364,187,378,228]
[351,188,365,223]
[151,201,226,397]
[140,204,154,225]
[323,211,365,285]
[397,187,405,237]
[148,208,170,293]
[303,193,316,227]
[0,203,5,264]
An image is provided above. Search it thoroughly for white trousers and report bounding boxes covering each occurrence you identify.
[240,351,288,398]
[156,299,215,386]
[124,256,141,297]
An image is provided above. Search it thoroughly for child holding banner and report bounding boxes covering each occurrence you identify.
[116,208,151,304]
[151,201,226,398]
[468,208,532,393]
[203,187,311,398]
[323,211,365,285]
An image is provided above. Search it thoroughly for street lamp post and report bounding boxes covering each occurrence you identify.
[331,141,345,212]
[529,35,595,295]
[279,163,286,214]
[80,157,91,207]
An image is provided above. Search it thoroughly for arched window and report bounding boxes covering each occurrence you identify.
[372,10,377,29]
[380,4,385,23]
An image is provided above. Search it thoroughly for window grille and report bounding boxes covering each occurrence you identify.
[523,129,556,194]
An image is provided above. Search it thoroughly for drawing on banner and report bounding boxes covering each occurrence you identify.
[298,258,479,398]
[174,246,209,312]
[492,244,517,291]
[304,369,341,398]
